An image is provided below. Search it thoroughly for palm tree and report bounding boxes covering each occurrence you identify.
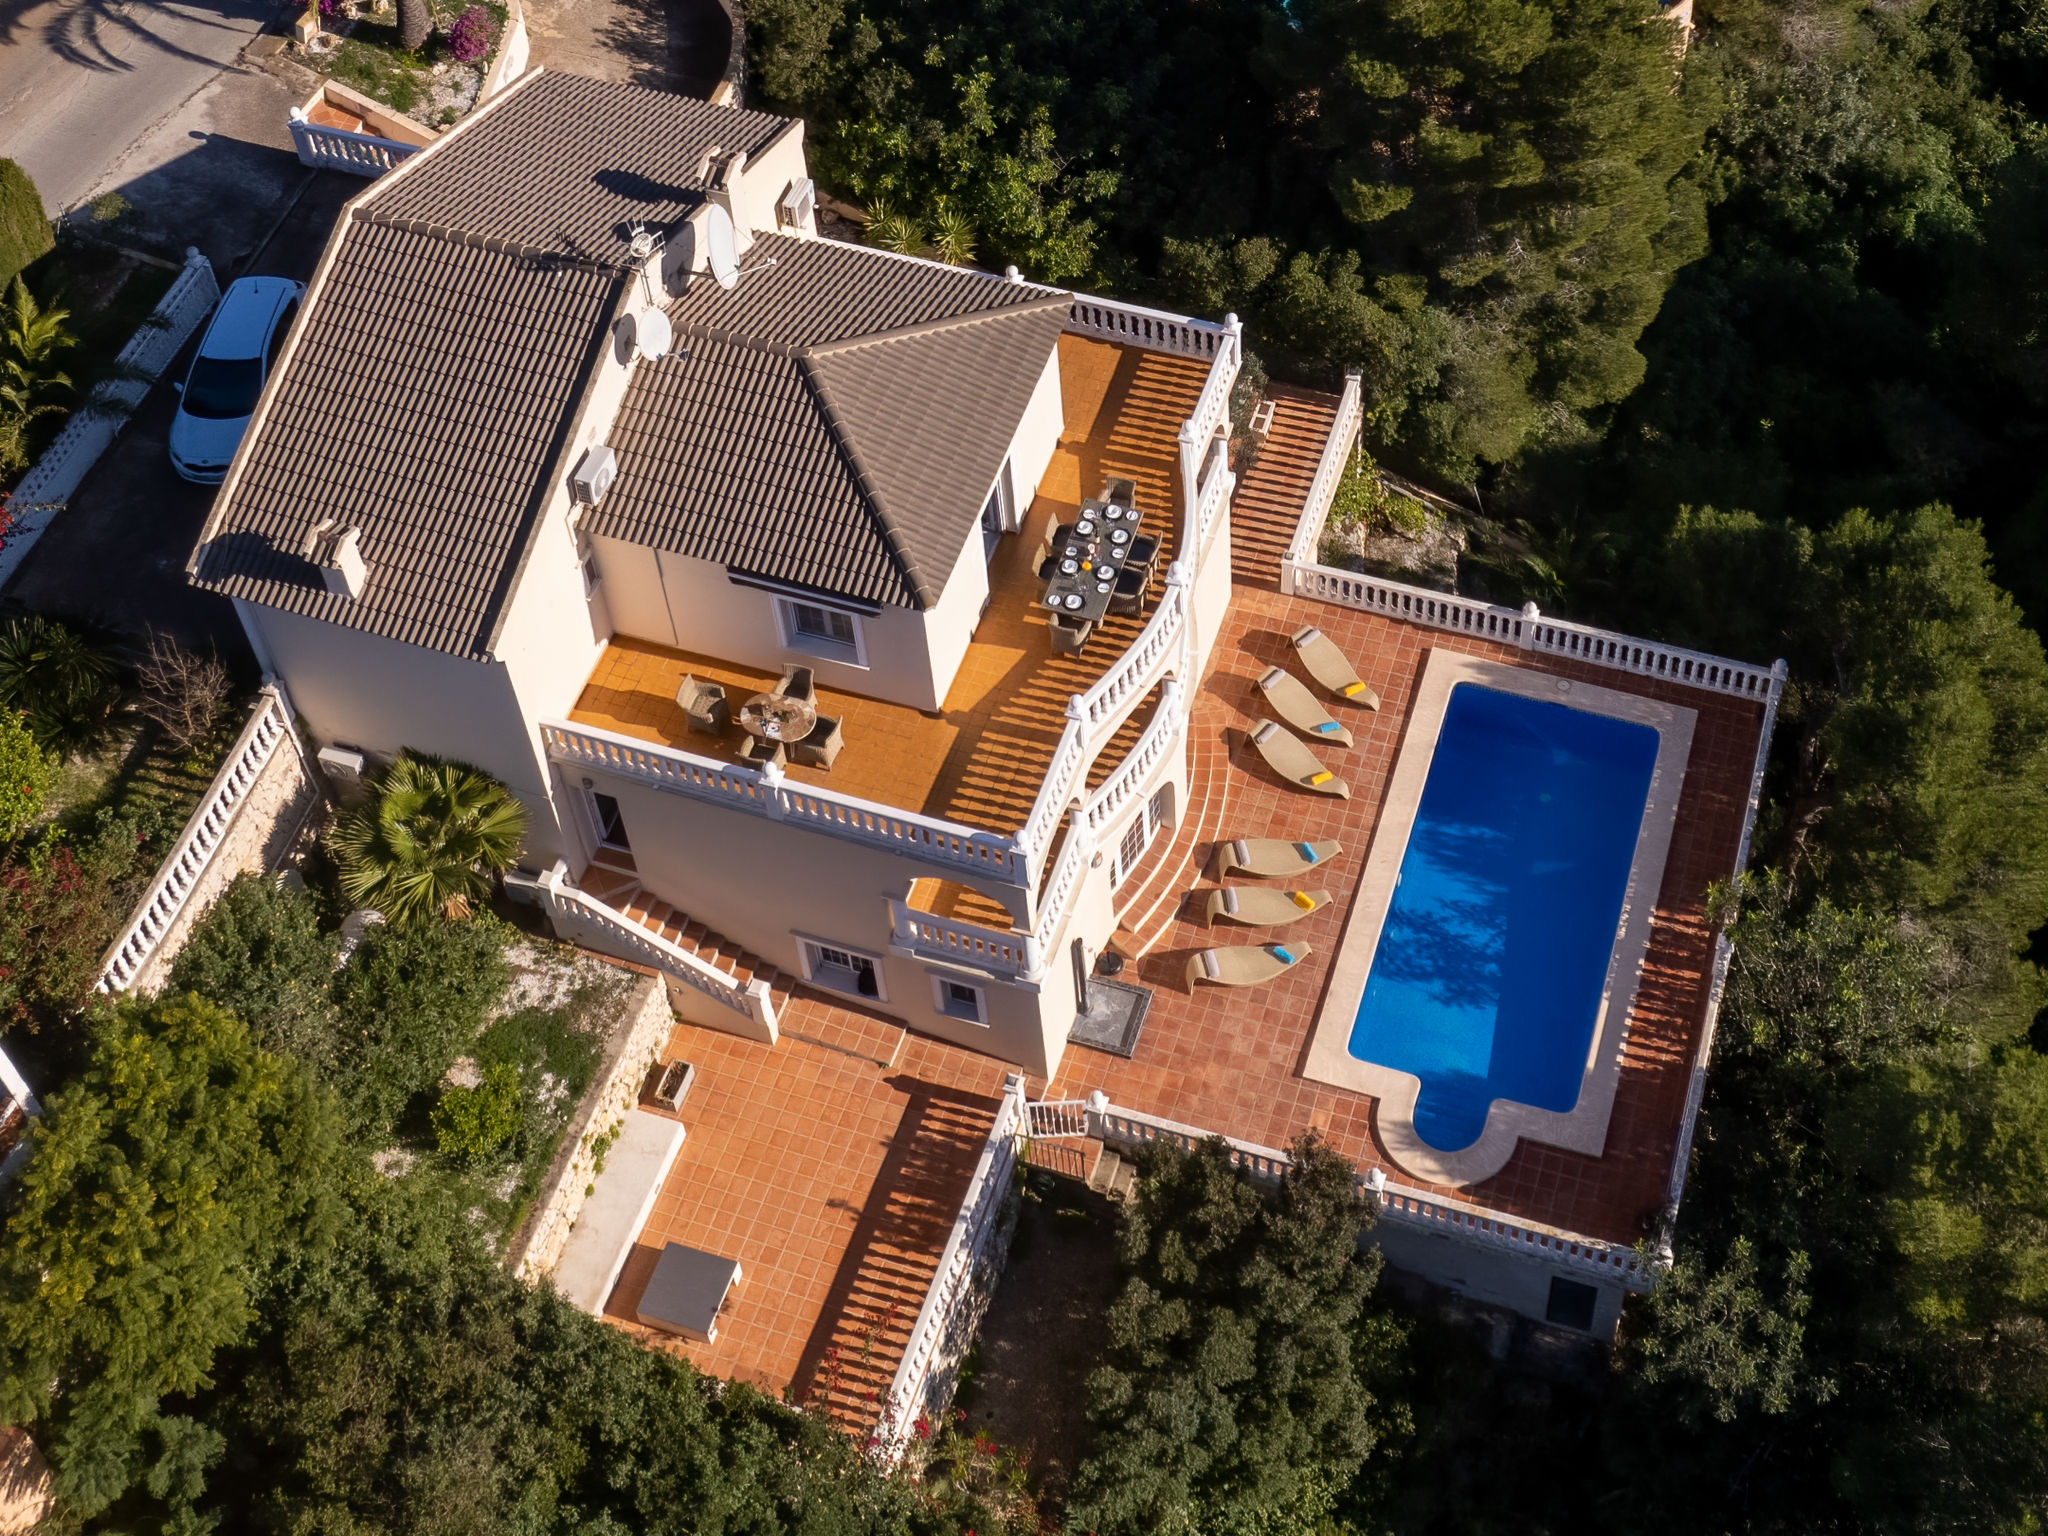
[398,0,433,51]
[864,204,924,257]
[0,614,117,755]
[331,752,526,923]
[0,278,73,476]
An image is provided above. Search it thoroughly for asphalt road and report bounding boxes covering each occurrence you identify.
[0,169,354,663]
[0,0,285,213]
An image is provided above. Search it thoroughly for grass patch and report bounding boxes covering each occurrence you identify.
[325,14,428,116]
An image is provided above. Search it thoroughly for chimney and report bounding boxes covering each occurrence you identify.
[308,518,371,600]
[710,150,752,251]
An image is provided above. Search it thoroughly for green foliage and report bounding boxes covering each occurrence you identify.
[0,814,150,1030]
[0,614,118,756]
[865,203,925,255]
[431,1059,520,1166]
[0,705,53,840]
[0,276,72,478]
[0,994,336,1518]
[333,911,510,1134]
[0,160,50,298]
[331,751,526,924]
[167,873,340,1066]
[1069,1131,1406,1536]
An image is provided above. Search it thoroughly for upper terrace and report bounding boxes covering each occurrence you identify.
[561,328,1215,862]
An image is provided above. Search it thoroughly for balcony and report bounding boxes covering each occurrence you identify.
[565,334,1212,844]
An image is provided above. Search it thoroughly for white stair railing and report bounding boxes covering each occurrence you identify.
[888,898,1034,978]
[96,685,298,995]
[1065,296,1231,359]
[1283,370,1363,571]
[538,865,778,1039]
[874,1075,1028,1462]
[287,111,426,177]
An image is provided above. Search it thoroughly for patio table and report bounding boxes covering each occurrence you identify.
[739,690,818,744]
[1042,498,1144,626]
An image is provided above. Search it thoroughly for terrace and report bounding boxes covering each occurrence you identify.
[566,333,1208,845]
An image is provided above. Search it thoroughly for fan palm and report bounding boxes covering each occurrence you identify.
[0,614,117,755]
[864,204,924,256]
[331,753,526,924]
[930,204,977,266]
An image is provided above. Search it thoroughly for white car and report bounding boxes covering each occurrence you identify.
[168,276,304,485]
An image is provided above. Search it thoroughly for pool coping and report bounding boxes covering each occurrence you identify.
[1301,650,1698,1187]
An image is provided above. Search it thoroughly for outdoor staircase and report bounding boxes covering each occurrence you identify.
[576,857,795,1017]
[1087,1146,1140,1203]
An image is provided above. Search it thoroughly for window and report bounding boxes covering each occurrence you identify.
[581,547,602,598]
[803,940,883,1000]
[932,974,986,1024]
[776,597,864,665]
[1545,1276,1599,1332]
[1114,816,1149,887]
[266,299,298,368]
[590,791,630,850]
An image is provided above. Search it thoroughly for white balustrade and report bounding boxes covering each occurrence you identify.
[541,867,778,1035]
[1082,678,1184,837]
[1285,370,1364,570]
[288,112,425,177]
[889,898,1034,978]
[1193,442,1234,559]
[1065,296,1231,359]
[1024,1095,1657,1290]
[541,720,1029,886]
[96,686,297,994]
[874,1075,1028,1463]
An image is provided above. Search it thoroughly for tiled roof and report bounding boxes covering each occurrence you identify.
[191,71,799,660]
[588,237,1072,608]
[371,72,792,263]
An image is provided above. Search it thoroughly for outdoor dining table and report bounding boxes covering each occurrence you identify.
[1041,497,1144,626]
[738,690,818,744]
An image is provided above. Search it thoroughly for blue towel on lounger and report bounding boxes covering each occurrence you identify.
[1294,843,1319,863]
[1271,946,1296,964]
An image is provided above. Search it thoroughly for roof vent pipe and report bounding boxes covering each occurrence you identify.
[309,520,371,600]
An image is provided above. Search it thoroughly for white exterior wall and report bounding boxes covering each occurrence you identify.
[736,122,816,241]
[1370,1220,1627,1340]
[1009,346,1065,510]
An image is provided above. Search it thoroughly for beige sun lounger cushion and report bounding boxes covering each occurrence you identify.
[1186,942,1314,990]
[1214,838,1342,880]
[1204,886,1330,927]
[1291,625,1382,710]
[1257,666,1352,746]
[1249,721,1349,798]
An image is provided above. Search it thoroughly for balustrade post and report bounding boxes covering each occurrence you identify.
[758,757,787,819]
[1518,600,1540,649]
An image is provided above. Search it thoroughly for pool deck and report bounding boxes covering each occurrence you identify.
[1041,438,1768,1248]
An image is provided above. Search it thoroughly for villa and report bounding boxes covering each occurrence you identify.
[191,69,1782,1449]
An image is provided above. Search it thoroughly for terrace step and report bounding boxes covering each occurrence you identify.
[1088,1147,1139,1203]
[576,874,792,1011]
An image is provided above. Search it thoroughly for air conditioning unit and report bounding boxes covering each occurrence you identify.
[777,178,815,231]
[570,444,618,506]
[317,745,365,783]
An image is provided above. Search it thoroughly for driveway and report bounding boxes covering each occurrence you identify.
[0,169,355,661]
[0,0,287,213]
[523,0,732,97]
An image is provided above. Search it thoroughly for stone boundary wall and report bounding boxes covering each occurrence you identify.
[510,974,674,1282]
[127,715,326,995]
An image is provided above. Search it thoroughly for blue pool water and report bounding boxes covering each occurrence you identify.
[1347,684,1660,1152]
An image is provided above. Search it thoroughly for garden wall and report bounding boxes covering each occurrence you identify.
[104,691,326,996]
[510,972,674,1282]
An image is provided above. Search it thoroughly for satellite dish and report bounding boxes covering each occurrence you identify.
[704,203,739,291]
[633,308,674,362]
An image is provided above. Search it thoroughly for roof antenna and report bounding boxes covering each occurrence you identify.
[619,224,680,362]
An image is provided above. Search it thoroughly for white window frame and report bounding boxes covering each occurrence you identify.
[775,596,868,668]
[1110,787,1172,889]
[585,787,630,851]
[929,972,988,1025]
[798,937,888,1002]
[580,545,603,599]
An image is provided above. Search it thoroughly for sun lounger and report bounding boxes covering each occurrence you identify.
[1204,887,1330,927]
[1257,665,1352,746]
[1291,625,1381,710]
[1214,838,1342,880]
[1248,721,1349,797]
[1185,942,1313,991]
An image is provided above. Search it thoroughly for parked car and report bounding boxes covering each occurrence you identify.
[168,276,305,484]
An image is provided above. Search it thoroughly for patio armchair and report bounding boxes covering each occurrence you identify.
[1256,665,1352,746]
[675,674,730,737]
[776,665,815,704]
[1247,720,1349,797]
[1214,837,1343,880]
[1185,942,1313,992]
[1032,525,1056,579]
[1108,566,1148,618]
[1102,475,1137,508]
[741,735,785,769]
[791,713,844,770]
[1125,534,1159,573]
[1290,625,1381,710]
[1204,886,1329,927]
[1050,612,1094,656]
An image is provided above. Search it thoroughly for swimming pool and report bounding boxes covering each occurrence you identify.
[1302,651,1696,1186]
[1345,684,1660,1152]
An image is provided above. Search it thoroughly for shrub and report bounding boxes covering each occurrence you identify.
[0,818,145,1030]
[331,752,526,924]
[448,5,494,62]
[0,707,52,841]
[134,632,230,756]
[334,913,509,1134]
[169,874,340,1067]
[0,614,118,756]
[0,161,50,298]
[432,1060,520,1166]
